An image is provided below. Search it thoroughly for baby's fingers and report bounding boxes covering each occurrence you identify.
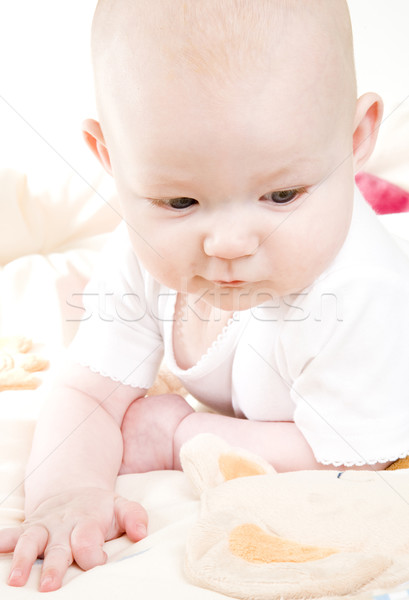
[7,525,48,587]
[114,496,148,541]
[71,519,107,571]
[39,535,74,593]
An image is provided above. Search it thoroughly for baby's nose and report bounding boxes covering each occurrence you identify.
[203,223,258,259]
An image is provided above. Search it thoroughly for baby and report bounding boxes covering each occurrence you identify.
[2,0,409,592]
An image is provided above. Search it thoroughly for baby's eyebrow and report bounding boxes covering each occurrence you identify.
[251,161,321,188]
[132,173,197,196]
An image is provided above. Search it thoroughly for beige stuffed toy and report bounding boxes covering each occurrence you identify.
[180,434,409,600]
[0,336,49,391]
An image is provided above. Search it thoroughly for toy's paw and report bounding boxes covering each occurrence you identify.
[0,336,49,391]
[180,434,275,497]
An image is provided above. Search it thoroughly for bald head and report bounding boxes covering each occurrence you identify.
[91,0,357,151]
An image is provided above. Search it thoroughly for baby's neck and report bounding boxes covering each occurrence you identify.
[185,293,224,321]
[173,292,233,370]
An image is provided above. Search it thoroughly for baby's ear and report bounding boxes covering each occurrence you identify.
[82,118,113,175]
[180,434,275,497]
[352,92,384,173]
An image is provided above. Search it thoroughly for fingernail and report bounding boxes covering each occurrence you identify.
[8,568,23,583]
[136,524,147,539]
[40,576,54,590]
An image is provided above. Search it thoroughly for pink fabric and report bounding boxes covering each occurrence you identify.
[355,172,409,215]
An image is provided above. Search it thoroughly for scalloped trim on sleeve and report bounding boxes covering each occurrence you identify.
[316,450,409,468]
[74,358,153,390]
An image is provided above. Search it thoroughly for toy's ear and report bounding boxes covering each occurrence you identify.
[180,434,275,497]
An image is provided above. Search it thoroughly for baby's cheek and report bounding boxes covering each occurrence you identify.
[320,218,350,266]
[303,214,349,278]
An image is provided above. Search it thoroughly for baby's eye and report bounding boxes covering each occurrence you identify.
[264,188,302,205]
[168,197,198,210]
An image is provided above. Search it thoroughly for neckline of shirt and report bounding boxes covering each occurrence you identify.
[163,291,247,378]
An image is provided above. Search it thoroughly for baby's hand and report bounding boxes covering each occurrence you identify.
[120,394,194,473]
[0,486,147,592]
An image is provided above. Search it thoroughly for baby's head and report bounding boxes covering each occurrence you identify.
[84,0,383,310]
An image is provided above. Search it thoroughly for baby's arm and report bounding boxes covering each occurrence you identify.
[120,394,392,473]
[174,412,391,471]
[174,412,325,471]
[0,361,149,592]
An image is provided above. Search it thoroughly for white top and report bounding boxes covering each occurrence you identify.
[69,187,409,467]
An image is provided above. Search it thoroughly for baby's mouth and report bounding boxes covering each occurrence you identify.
[211,280,246,287]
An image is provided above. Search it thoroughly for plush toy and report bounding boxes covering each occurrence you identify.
[180,434,409,600]
[0,336,49,391]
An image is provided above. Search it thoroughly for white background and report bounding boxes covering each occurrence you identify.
[0,0,408,188]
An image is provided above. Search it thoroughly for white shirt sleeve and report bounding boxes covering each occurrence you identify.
[277,266,409,466]
[68,223,164,389]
